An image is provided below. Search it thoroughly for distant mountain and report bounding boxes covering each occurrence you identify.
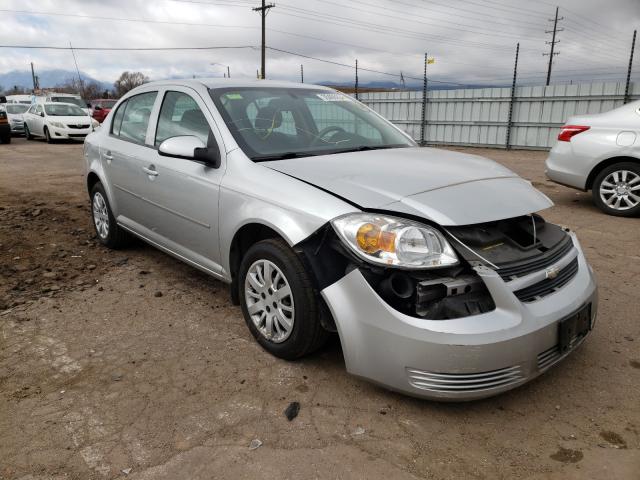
[0,69,112,92]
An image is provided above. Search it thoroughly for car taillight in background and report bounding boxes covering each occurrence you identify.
[558,125,590,142]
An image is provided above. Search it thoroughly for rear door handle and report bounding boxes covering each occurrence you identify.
[142,165,159,177]
[103,150,113,162]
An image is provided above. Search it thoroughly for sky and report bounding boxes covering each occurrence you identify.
[0,0,638,88]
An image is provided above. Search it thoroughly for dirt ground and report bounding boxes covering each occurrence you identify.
[1,138,639,480]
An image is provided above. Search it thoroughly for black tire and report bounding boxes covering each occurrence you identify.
[0,134,10,144]
[24,124,34,140]
[44,127,54,144]
[238,238,329,360]
[90,182,130,249]
[592,162,640,217]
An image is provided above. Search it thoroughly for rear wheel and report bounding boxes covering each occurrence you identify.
[238,239,329,360]
[90,182,130,248]
[592,162,640,217]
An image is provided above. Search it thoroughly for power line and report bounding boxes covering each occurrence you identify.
[265,46,469,86]
[0,44,257,51]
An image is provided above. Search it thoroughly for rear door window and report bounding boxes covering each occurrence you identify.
[114,92,157,144]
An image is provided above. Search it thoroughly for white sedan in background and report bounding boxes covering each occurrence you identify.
[545,100,640,216]
[23,102,99,143]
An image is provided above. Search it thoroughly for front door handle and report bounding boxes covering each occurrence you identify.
[104,150,113,162]
[142,165,159,177]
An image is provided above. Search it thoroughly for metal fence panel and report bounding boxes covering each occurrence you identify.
[358,81,639,150]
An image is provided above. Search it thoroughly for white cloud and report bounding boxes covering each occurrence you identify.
[0,0,638,87]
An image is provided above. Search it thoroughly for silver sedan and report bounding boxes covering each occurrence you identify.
[545,100,640,216]
[83,79,597,401]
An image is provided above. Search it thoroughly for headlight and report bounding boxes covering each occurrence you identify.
[331,213,458,269]
[49,121,65,128]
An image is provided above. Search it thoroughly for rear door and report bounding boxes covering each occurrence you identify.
[99,90,160,233]
[137,87,226,272]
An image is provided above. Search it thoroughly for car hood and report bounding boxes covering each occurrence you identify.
[48,116,92,124]
[265,147,552,226]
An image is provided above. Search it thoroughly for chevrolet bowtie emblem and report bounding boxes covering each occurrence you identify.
[545,266,560,279]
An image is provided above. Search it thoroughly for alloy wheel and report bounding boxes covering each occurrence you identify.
[92,192,110,239]
[244,259,295,343]
[599,169,640,211]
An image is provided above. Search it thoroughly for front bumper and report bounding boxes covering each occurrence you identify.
[321,233,597,401]
[10,122,25,134]
[49,125,92,140]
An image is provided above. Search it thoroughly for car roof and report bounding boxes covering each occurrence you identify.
[140,78,334,91]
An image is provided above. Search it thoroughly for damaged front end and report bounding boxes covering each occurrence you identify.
[296,213,574,322]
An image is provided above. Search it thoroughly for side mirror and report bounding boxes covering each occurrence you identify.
[0,96,6,104]
[158,136,221,168]
[87,103,91,108]
[94,105,102,111]
[40,112,45,117]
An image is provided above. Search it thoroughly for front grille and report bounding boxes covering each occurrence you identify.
[513,257,579,302]
[67,124,90,129]
[406,365,524,393]
[498,236,574,281]
[537,332,586,371]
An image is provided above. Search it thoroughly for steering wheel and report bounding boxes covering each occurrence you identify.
[311,126,347,146]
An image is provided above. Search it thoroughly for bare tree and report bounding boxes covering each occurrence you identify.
[114,71,149,97]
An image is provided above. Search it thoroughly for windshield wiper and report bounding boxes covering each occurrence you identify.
[252,152,317,162]
[330,144,406,154]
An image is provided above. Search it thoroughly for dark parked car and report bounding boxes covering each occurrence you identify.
[0,97,11,144]
[90,99,117,123]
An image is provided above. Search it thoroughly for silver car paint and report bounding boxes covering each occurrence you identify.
[84,78,597,400]
[267,147,553,225]
[545,100,640,190]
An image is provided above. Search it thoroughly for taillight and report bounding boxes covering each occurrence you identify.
[558,125,590,142]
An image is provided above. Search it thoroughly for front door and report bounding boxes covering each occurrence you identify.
[138,88,226,272]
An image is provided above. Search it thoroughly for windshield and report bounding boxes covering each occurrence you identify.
[6,104,29,114]
[210,87,414,160]
[44,104,87,116]
[50,97,87,109]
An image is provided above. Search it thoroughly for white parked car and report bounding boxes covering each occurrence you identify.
[546,100,640,216]
[23,102,98,142]
[3,103,29,135]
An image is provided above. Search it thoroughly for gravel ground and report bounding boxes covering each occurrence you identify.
[1,138,639,480]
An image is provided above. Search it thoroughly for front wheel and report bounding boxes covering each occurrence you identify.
[592,162,640,217]
[24,124,34,140]
[238,239,329,360]
[44,127,53,144]
[90,182,130,248]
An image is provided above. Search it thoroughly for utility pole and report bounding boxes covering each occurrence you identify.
[355,59,359,100]
[420,53,428,146]
[300,64,304,83]
[543,6,563,86]
[624,30,636,104]
[252,0,274,79]
[30,62,37,92]
[506,43,520,150]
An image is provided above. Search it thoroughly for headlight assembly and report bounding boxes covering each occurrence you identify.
[49,121,65,128]
[331,213,458,269]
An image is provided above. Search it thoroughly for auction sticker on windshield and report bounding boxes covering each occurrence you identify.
[317,93,348,102]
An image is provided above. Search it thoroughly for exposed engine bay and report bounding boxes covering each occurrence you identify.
[296,214,572,322]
